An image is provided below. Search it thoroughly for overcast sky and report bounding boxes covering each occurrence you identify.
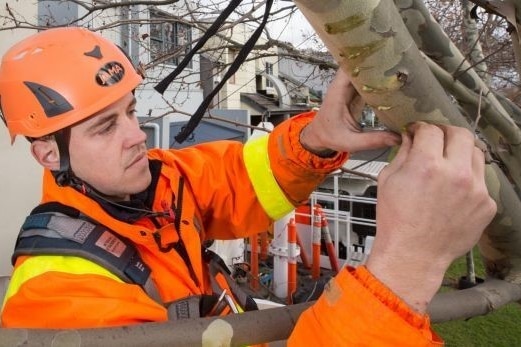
[197,0,323,49]
[268,1,318,49]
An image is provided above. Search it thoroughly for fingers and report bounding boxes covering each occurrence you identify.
[330,69,353,91]
[339,73,360,115]
[341,129,401,154]
[322,69,358,109]
[389,122,486,191]
[348,93,365,121]
[379,132,410,182]
[409,123,484,177]
[441,125,475,169]
[472,145,486,183]
[405,123,491,207]
[406,122,445,162]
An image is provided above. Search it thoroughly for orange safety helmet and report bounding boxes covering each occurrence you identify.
[0,27,143,143]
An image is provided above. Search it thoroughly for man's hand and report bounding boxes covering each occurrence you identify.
[366,122,497,313]
[299,70,400,155]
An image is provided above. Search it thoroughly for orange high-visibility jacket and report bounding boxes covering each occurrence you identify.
[1,112,441,345]
[289,266,443,346]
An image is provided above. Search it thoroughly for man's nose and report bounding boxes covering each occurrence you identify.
[123,116,147,147]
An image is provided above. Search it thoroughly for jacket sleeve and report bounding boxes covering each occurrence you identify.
[1,256,167,328]
[263,111,348,206]
[288,266,444,347]
[164,111,347,240]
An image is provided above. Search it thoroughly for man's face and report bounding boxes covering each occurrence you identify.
[69,92,151,201]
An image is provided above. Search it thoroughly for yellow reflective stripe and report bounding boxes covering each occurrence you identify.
[2,255,122,311]
[243,135,294,220]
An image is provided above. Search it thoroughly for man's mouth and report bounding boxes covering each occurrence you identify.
[127,151,147,169]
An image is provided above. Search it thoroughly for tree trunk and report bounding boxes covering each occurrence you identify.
[396,0,521,190]
[293,0,521,319]
[293,0,468,131]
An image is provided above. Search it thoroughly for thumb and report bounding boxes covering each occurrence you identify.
[348,93,365,121]
[347,130,400,153]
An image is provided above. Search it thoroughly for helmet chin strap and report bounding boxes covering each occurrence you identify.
[50,128,98,197]
[51,128,76,188]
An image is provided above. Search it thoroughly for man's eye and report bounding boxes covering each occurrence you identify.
[99,120,116,134]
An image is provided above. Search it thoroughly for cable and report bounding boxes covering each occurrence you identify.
[173,0,274,144]
[349,147,391,171]
[154,0,244,95]
[69,176,167,218]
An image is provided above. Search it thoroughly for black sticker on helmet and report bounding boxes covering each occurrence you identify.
[96,61,125,86]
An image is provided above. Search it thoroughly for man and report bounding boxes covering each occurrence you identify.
[0,28,495,345]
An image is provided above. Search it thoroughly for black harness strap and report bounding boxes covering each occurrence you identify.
[13,212,162,305]
[154,0,274,144]
[203,248,258,312]
[13,201,257,318]
[152,177,201,287]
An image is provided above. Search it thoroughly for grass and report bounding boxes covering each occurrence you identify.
[433,249,521,346]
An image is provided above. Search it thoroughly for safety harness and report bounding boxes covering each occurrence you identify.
[12,209,257,320]
[14,211,162,303]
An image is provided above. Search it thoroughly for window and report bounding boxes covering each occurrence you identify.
[150,11,192,67]
[265,62,273,88]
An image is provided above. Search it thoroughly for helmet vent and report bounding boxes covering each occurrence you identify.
[84,45,103,59]
[23,81,73,117]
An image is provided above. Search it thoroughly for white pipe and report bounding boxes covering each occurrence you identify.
[140,122,160,148]
[270,211,294,299]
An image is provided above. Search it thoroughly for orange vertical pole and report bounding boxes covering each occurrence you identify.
[296,232,311,269]
[250,233,259,291]
[287,218,298,304]
[260,231,269,261]
[318,207,340,273]
[311,206,322,280]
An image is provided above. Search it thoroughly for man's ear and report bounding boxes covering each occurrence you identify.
[31,138,60,171]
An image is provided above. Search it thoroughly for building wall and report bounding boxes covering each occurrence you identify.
[203,22,278,111]
[278,49,335,97]
[0,3,41,276]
